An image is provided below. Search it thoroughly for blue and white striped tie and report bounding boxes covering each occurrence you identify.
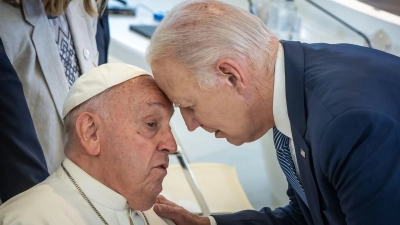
[273,126,308,206]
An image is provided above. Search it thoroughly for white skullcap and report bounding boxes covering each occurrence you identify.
[62,63,150,118]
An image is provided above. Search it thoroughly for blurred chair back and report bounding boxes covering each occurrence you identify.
[161,162,254,215]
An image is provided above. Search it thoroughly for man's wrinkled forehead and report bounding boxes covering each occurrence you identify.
[131,96,175,121]
[122,76,173,110]
[151,58,200,108]
[146,101,174,115]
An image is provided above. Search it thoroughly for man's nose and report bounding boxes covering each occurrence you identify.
[159,129,177,153]
[180,107,201,132]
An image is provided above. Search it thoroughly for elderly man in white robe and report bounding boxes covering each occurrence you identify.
[0,63,177,225]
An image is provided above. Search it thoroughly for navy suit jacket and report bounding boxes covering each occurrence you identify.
[214,41,400,224]
[0,38,49,203]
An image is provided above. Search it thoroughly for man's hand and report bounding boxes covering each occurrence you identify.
[154,195,211,225]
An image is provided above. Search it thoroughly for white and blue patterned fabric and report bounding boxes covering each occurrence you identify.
[48,14,80,88]
[273,126,308,206]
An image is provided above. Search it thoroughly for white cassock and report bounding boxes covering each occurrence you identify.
[0,158,175,225]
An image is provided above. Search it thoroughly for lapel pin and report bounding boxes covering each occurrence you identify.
[301,149,306,158]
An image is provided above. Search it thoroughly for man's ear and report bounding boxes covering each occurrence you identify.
[75,112,101,156]
[216,58,247,94]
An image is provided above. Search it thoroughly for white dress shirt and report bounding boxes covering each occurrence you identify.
[209,43,299,225]
[0,158,175,225]
[272,43,301,178]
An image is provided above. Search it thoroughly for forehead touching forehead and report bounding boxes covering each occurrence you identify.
[114,75,173,110]
[152,58,200,101]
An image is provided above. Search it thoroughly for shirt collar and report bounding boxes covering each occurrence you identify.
[273,43,292,139]
[56,158,130,211]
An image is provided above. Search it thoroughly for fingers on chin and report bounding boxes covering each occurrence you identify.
[158,195,166,199]
[156,195,165,202]
[153,204,166,214]
[157,198,177,207]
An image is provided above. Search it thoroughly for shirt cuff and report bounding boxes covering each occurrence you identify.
[208,216,217,225]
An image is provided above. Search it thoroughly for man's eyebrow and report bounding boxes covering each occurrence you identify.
[147,101,167,108]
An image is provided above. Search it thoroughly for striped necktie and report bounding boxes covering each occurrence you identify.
[273,126,308,206]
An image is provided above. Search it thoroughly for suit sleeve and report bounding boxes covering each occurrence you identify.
[0,38,49,202]
[213,182,308,225]
[319,109,400,224]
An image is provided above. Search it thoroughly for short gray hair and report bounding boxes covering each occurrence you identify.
[146,0,277,89]
[63,88,114,154]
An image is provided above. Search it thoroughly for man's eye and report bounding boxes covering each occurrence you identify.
[147,122,156,128]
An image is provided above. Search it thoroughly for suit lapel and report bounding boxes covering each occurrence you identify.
[281,41,325,224]
[22,0,68,120]
[66,0,98,73]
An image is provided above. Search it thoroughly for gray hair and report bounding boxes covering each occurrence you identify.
[63,88,114,155]
[146,0,277,89]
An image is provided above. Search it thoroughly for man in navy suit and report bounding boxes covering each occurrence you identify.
[0,38,49,203]
[146,0,400,224]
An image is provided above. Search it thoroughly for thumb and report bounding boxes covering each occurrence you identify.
[154,203,184,223]
[154,203,172,218]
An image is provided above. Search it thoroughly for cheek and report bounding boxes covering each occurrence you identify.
[224,106,251,135]
[105,135,147,177]
[119,140,158,181]
[107,125,162,179]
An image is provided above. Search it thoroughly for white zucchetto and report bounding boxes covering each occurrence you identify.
[62,63,150,118]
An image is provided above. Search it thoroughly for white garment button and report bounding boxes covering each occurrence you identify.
[83,48,90,60]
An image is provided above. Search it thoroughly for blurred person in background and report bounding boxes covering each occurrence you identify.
[96,0,110,65]
[0,38,48,204]
[0,0,107,177]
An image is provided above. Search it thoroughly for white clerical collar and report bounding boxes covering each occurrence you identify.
[272,43,293,139]
[56,158,129,211]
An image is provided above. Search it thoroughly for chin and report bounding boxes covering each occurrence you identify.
[227,138,245,146]
[127,185,161,211]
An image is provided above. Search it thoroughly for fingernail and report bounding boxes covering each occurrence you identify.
[156,205,162,213]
